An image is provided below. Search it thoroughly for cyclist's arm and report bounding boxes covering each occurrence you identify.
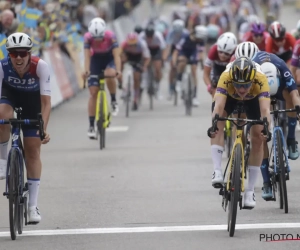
[265,37,273,53]
[172,49,179,66]
[212,94,226,119]
[158,33,168,61]
[37,59,51,130]
[141,40,151,70]
[259,98,271,129]
[0,63,4,97]
[83,35,91,74]
[112,47,121,73]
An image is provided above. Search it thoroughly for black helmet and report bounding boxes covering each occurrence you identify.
[229,56,257,84]
[145,25,155,37]
[134,25,143,34]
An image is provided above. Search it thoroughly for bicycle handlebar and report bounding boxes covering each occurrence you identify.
[83,72,118,88]
[270,105,300,115]
[0,113,45,141]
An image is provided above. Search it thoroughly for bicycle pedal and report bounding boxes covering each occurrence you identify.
[212,183,223,189]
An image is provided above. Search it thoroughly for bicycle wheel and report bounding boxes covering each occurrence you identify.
[148,66,154,110]
[276,130,288,213]
[17,154,25,235]
[185,73,192,116]
[8,149,19,240]
[126,75,131,118]
[228,144,242,237]
[97,92,105,150]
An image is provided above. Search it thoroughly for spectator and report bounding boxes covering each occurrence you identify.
[0,9,14,36]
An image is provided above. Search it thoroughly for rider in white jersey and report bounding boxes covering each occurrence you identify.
[0,32,51,224]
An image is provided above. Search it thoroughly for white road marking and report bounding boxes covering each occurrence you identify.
[107,126,129,132]
[1,223,300,237]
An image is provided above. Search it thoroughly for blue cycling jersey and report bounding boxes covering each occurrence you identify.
[175,33,204,55]
[166,29,189,46]
[252,51,297,93]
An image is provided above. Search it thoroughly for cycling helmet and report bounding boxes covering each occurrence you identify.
[126,32,138,45]
[251,21,265,34]
[88,17,106,37]
[269,21,286,39]
[145,25,155,37]
[194,25,208,39]
[217,32,237,54]
[6,32,33,51]
[235,42,259,59]
[206,24,220,39]
[229,56,256,84]
[247,14,259,24]
[172,19,185,32]
[260,62,280,95]
[134,25,143,34]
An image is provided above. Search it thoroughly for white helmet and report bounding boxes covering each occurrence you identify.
[217,32,237,54]
[260,62,280,96]
[172,19,185,32]
[247,14,259,24]
[194,25,208,39]
[6,32,33,51]
[235,42,259,59]
[88,17,106,37]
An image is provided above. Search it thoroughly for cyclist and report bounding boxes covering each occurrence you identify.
[229,41,259,62]
[242,21,269,51]
[139,24,167,99]
[266,21,296,65]
[256,60,299,200]
[134,25,143,35]
[0,32,51,223]
[238,14,260,42]
[172,25,208,106]
[83,17,121,139]
[204,32,237,97]
[207,56,271,209]
[291,20,300,40]
[165,19,189,99]
[120,33,151,110]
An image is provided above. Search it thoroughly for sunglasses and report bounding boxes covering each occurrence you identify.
[253,33,263,37]
[9,51,29,58]
[232,82,252,89]
[218,51,231,57]
[274,37,285,42]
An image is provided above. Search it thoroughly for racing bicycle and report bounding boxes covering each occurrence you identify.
[2,108,45,240]
[266,98,300,213]
[211,102,269,237]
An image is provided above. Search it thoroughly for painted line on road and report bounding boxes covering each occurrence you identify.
[107,126,129,132]
[1,223,300,237]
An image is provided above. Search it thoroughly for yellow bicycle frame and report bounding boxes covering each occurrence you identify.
[225,120,231,137]
[227,127,245,193]
[95,78,111,129]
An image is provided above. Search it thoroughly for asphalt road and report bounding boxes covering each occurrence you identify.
[1,3,300,250]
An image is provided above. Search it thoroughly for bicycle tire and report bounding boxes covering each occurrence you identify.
[228,144,242,237]
[148,67,154,110]
[276,130,288,213]
[98,92,105,150]
[185,73,192,116]
[126,75,131,118]
[17,153,24,235]
[9,149,19,240]
[227,124,232,159]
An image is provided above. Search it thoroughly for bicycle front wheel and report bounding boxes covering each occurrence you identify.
[228,143,242,237]
[185,73,192,116]
[276,130,288,213]
[8,149,20,240]
[98,92,105,150]
[148,67,154,110]
[126,75,131,118]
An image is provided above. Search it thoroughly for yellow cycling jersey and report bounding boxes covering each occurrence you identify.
[215,62,271,101]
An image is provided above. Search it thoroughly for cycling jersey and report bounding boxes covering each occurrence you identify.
[291,39,300,68]
[166,29,189,46]
[0,57,50,95]
[242,31,269,51]
[139,31,166,50]
[121,39,150,61]
[0,56,51,137]
[252,51,297,94]
[265,33,296,62]
[215,63,270,100]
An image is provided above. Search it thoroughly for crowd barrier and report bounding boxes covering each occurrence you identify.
[43,0,157,109]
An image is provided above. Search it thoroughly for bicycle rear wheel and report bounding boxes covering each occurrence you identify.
[97,92,105,150]
[185,73,192,116]
[276,130,288,213]
[126,75,131,118]
[8,149,19,240]
[228,144,242,237]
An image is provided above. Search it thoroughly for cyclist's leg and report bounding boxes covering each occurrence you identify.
[152,50,163,99]
[21,91,43,223]
[168,45,176,99]
[283,89,299,160]
[0,85,14,179]
[105,61,119,116]
[88,76,100,137]
[190,56,199,106]
[211,95,236,186]
[176,54,187,91]
[244,97,264,208]
[132,64,142,110]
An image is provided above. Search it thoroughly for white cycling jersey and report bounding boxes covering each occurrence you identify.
[139,31,166,50]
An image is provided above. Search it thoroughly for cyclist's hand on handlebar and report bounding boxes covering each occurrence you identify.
[260,130,272,142]
[37,130,50,144]
[207,126,218,138]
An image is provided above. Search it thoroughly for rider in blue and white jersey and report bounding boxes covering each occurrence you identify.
[166,19,189,99]
[0,32,51,224]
